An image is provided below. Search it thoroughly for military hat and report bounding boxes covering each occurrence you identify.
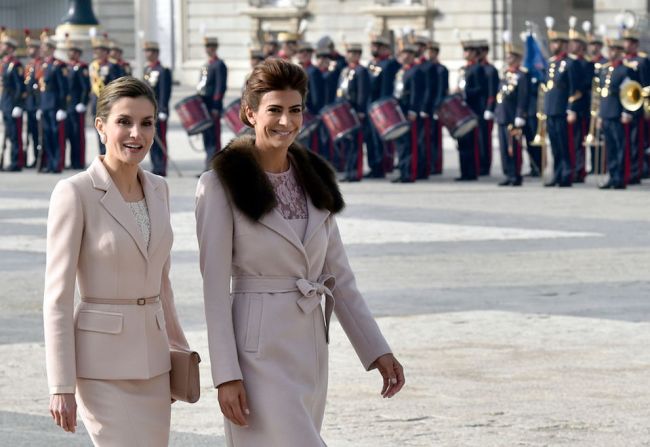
[297,41,314,52]
[587,34,603,45]
[24,29,40,48]
[476,39,489,49]
[346,43,363,53]
[278,32,299,43]
[548,30,569,42]
[413,35,431,46]
[0,32,17,48]
[109,41,123,51]
[316,35,334,49]
[623,29,640,41]
[40,29,57,48]
[315,47,330,58]
[263,34,278,45]
[505,42,524,56]
[370,35,391,47]
[461,39,478,50]
[203,36,219,46]
[400,44,418,54]
[427,41,440,51]
[569,29,586,42]
[91,35,111,49]
[143,41,160,51]
[607,37,625,49]
[249,48,264,60]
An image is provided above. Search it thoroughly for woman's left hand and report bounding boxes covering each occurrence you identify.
[371,354,405,398]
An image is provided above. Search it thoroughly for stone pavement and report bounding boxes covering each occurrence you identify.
[1,89,650,446]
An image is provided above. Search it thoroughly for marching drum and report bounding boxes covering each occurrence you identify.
[321,101,361,141]
[435,94,478,138]
[222,99,248,136]
[174,95,213,135]
[298,111,320,139]
[368,97,410,141]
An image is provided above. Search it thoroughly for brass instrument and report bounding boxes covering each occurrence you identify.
[584,76,602,147]
[507,124,523,157]
[620,80,650,113]
[530,83,547,147]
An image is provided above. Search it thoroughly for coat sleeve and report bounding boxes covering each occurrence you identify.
[43,180,84,394]
[160,180,189,349]
[195,171,243,387]
[516,72,530,119]
[323,216,392,370]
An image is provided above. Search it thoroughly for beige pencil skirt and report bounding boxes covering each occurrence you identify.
[76,372,171,447]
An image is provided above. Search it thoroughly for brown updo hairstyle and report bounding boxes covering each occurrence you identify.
[240,57,308,127]
[95,76,158,122]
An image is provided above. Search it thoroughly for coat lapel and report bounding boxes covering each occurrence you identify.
[258,208,307,258]
[88,157,149,261]
[140,170,166,257]
[304,196,330,247]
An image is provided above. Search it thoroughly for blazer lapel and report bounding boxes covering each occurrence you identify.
[140,170,166,257]
[303,196,330,248]
[88,157,149,261]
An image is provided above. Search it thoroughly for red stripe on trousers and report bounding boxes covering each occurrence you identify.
[15,118,24,167]
[487,120,493,165]
[473,127,480,175]
[515,138,522,177]
[624,122,630,185]
[580,117,587,178]
[79,113,86,167]
[424,118,431,173]
[356,128,363,180]
[410,121,418,181]
[638,116,645,181]
[58,121,66,172]
[568,121,575,175]
[436,121,443,172]
[160,121,168,166]
[214,117,221,152]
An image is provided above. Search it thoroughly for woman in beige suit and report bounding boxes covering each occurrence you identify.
[196,58,405,446]
[44,76,188,446]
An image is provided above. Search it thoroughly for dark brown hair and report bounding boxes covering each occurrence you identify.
[95,76,158,121]
[240,57,308,127]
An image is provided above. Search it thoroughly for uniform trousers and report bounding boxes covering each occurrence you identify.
[628,114,644,182]
[90,96,106,155]
[66,110,86,169]
[547,115,572,185]
[365,111,385,177]
[394,118,420,182]
[2,111,23,170]
[150,120,168,176]
[76,372,171,447]
[498,124,523,183]
[602,118,625,187]
[523,112,542,175]
[42,110,63,173]
[430,118,444,174]
[417,116,432,179]
[456,126,480,180]
[339,127,364,181]
[570,113,588,181]
[478,118,493,175]
[26,110,39,166]
[202,113,221,170]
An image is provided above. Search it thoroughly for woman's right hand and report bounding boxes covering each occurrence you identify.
[217,380,249,427]
[49,393,77,433]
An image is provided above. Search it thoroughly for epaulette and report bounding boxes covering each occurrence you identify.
[639,51,648,58]
[519,66,528,73]
[568,53,578,60]
[601,62,611,69]
[624,60,639,71]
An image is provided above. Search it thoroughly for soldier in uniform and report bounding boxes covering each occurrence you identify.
[315,47,339,165]
[262,35,279,59]
[454,40,486,181]
[0,32,25,171]
[296,42,324,152]
[543,19,582,187]
[495,38,529,186]
[23,30,41,168]
[568,19,591,182]
[197,36,227,169]
[143,41,172,176]
[367,35,401,178]
[109,41,132,76]
[585,24,608,175]
[336,43,370,181]
[89,34,123,155]
[622,29,649,184]
[249,48,265,68]
[38,34,68,173]
[277,32,298,61]
[317,36,347,76]
[598,39,638,189]
[478,40,499,176]
[426,40,448,175]
[392,44,424,183]
[63,38,90,170]
[414,35,438,179]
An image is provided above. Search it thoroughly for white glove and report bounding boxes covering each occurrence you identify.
[11,107,22,118]
[75,103,87,113]
[36,110,42,121]
[420,111,430,118]
[56,110,67,122]
[158,112,168,121]
[514,117,526,128]
[621,112,633,124]
[483,110,494,120]
[433,113,439,120]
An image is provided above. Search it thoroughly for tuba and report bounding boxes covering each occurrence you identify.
[620,80,650,113]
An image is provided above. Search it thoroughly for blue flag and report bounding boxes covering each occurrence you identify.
[524,34,547,82]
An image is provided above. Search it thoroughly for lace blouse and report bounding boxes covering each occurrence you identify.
[266,163,309,240]
[127,198,151,248]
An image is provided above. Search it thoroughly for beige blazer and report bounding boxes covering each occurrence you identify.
[44,157,187,395]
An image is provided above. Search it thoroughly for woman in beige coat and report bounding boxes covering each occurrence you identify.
[44,77,188,446]
[196,58,405,447]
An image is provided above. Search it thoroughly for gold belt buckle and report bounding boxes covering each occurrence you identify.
[137,298,146,305]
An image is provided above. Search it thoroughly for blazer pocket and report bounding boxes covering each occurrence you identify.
[77,310,123,334]
[244,296,263,353]
[155,308,166,331]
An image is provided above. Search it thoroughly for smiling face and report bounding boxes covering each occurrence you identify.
[95,96,156,167]
[245,89,303,153]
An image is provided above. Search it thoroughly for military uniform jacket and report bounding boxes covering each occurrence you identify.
[302,62,324,114]
[90,59,123,99]
[393,63,425,114]
[113,59,132,77]
[433,62,449,112]
[598,61,639,120]
[495,66,530,125]
[67,61,90,112]
[197,56,227,112]
[623,52,649,116]
[24,57,42,112]
[0,55,24,112]
[336,63,370,113]
[543,53,581,117]
[368,56,401,101]
[39,57,68,112]
[482,61,499,112]
[321,67,339,106]
[461,61,487,115]
[144,61,172,115]
[417,57,438,116]
[571,55,592,115]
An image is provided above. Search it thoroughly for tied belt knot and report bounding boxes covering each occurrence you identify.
[231,274,336,342]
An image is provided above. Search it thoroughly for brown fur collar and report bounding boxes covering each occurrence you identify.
[211,135,345,221]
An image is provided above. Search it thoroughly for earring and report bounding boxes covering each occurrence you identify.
[100,134,106,144]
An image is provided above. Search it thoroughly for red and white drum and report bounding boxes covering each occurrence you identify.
[298,110,320,139]
[435,94,478,138]
[174,95,213,135]
[368,97,409,141]
[222,99,248,136]
[321,101,361,141]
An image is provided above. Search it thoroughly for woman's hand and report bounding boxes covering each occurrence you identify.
[371,354,405,398]
[49,393,77,433]
[217,380,249,427]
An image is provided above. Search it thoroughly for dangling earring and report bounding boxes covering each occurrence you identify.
[100,133,107,144]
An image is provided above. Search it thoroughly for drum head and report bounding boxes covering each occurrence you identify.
[382,122,410,141]
[451,117,478,138]
[187,120,214,136]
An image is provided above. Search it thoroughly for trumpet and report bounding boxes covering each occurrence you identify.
[620,80,650,113]
[584,76,602,147]
[530,83,547,147]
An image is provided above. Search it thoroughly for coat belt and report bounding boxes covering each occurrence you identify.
[231,275,336,342]
[81,296,160,305]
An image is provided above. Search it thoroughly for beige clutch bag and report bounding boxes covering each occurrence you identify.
[170,347,201,403]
